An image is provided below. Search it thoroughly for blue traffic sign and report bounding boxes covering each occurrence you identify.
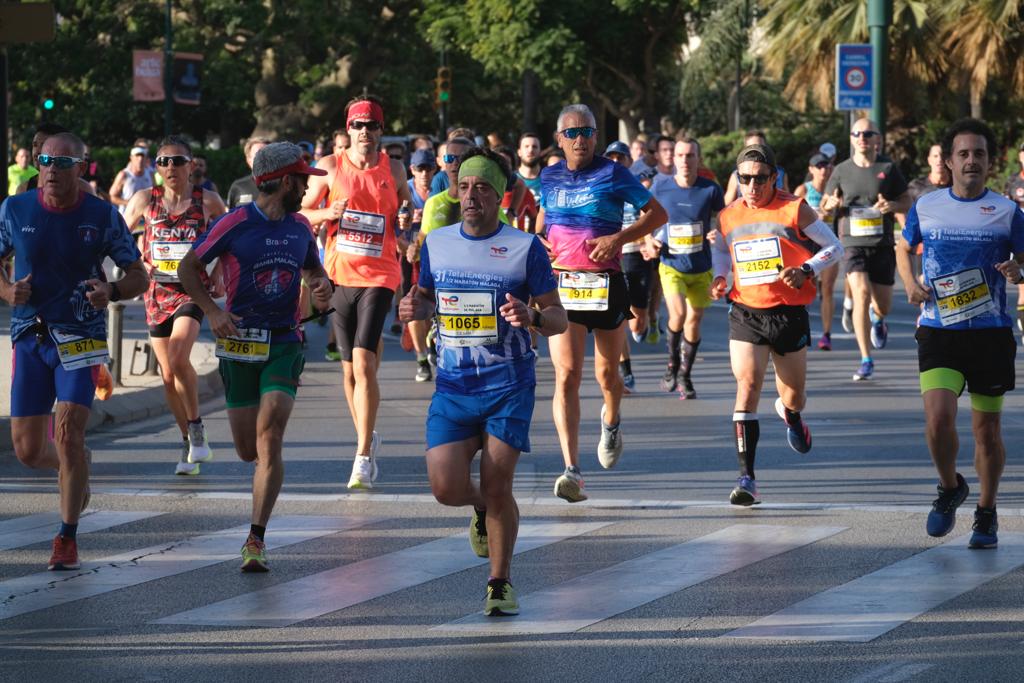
[835,44,873,111]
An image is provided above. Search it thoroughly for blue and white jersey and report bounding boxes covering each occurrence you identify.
[650,175,724,274]
[904,189,1024,330]
[419,222,557,395]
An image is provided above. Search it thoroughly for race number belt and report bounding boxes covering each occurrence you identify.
[150,241,191,282]
[335,209,386,258]
[668,222,703,255]
[931,268,995,326]
[50,329,109,371]
[215,328,271,363]
[558,271,609,311]
[732,237,782,286]
[849,207,884,238]
[436,290,498,347]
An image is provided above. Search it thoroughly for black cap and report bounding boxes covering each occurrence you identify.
[736,143,776,169]
[808,152,829,166]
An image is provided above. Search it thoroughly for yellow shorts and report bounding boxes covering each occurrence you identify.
[658,264,712,309]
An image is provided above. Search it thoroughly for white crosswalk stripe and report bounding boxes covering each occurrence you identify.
[0,511,164,551]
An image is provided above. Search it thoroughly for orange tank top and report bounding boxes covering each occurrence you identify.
[324,151,401,290]
[719,191,817,308]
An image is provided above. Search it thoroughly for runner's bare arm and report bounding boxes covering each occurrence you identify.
[122,189,150,236]
[86,258,148,309]
[398,283,435,322]
[587,197,668,262]
[895,236,931,305]
[302,263,334,311]
[108,170,128,207]
[724,172,739,204]
[300,155,345,225]
[203,189,227,221]
[523,288,567,337]
[178,251,241,337]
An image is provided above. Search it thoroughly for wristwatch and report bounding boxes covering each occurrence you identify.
[109,281,121,302]
[799,263,814,279]
[530,308,543,329]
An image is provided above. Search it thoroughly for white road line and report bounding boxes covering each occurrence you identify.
[725,532,1024,642]
[0,511,164,552]
[436,524,845,634]
[847,662,936,683]
[153,520,612,628]
[0,515,375,622]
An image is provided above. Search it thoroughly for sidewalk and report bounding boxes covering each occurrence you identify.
[0,300,222,454]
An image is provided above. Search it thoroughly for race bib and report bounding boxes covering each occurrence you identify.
[50,330,108,372]
[849,207,884,238]
[558,271,610,311]
[215,328,271,363]
[668,222,703,255]
[732,237,782,286]
[931,268,995,326]
[436,290,498,347]
[150,241,191,282]
[335,209,385,258]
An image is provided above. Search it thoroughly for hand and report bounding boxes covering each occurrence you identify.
[707,230,719,245]
[819,190,842,213]
[585,234,621,263]
[905,281,931,305]
[405,241,419,262]
[84,279,112,309]
[208,307,243,338]
[397,211,411,232]
[640,241,659,261]
[210,275,226,299]
[995,259,1023,284]
[399,283,427,322]
[499,292,531,328]
[4,272,31,305]
[779,266,806,290]
[310,276,333,310]
[413,208,423,224]
[709,276,728,300]
[873,193,893,214]
[326,199,347,221]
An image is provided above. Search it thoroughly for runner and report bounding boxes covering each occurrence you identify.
[178,141,333,571]
[821,118,911,381]
[399,147,567,616]
[896,119,1024,548]
[8,147,35,196]
[0,131,148,570]
[794,152,838,350]
[907,143,951,201]
[300,95,412,489]
[122,135,227,475]
[710,143,843,505]
[227,137,270,209]
[1003,141,1024,337]
[404,148,437,381]
[648,136,724,399]
[723,130,789,203]
[108,142,156,215]
[516,133,543,204]
[538,103,668,502]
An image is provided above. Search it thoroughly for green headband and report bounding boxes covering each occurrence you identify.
[458,156,505,199]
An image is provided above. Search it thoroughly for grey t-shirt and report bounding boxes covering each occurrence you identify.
[825,158,908,248]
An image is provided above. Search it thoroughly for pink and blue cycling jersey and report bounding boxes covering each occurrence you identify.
[539,155,651,272]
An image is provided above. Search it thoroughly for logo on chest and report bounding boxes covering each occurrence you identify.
[78,224,99,244]
[254,266,295,298]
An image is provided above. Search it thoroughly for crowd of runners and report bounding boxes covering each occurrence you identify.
[2,97,1023,617]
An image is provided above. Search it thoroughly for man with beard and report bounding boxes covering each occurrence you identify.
[517,133,543,205]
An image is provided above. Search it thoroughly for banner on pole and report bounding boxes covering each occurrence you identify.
[132,50,164,102]
[172,52,203,106]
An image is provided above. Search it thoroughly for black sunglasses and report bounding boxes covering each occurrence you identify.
[737,173,772,186]
[851,130,879,139]
[155,155,192,167]
[350,121,381,131]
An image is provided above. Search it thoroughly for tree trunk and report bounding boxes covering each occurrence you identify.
[522,69,538,134]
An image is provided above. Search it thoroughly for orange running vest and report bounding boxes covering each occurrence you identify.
[718,191,817,308]
[325,151,401,291]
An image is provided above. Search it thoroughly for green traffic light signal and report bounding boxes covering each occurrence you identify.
[43,98,54,110]
[439,91,450,102]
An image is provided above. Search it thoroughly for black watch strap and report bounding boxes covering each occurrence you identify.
[531,308,542,329]
[109,281,121,302]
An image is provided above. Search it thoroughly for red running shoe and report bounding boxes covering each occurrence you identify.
[48,535,81,571]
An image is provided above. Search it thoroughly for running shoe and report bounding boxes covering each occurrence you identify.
[621,370,635,394]
[325,344,341,362]
[187,421,213,463]
[926,472,969,537]
[729,475,760,506]
[240,535,269,572]
[175,439,200,475]
[630,329,646,344]
[852,359,874,381]
[968,506,998,549]
[679,375,696,400]
[484,578,519,616]
[775,397,812,454]
[817,332,831,351]
[554,466,587,503]
[48,534,80,571]
[870,319,888,349]
[597,405,623,469]
[347,431,381,489]
[645,325,660,345]
[660,366,678,392]
[841,304,853,333]
[388,321,402,336]
[469,508,489,558]
[415,360,432,383]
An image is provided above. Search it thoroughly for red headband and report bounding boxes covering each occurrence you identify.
[347,101,384,128]
[253,158,326,185]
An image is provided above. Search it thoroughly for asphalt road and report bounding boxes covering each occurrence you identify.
[2,289,1023,682]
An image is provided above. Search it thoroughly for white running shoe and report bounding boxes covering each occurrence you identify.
[347,431,381,489]
[187,422,213,463]
[597,404,623,469]
[175,440,200,475]
[554,466,588,503]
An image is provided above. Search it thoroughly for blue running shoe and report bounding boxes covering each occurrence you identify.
[852,359,874,381]
[968,506,998,549]
[729,475,760,506]
[871,319,888,349]
[926,473,969,537]
[622,371,635,394]
[775,398,811,454]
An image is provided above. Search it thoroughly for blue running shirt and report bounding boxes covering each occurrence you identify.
[650,174,724,274]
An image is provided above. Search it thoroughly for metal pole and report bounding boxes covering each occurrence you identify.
[108,302,124,387]
[164,0,173,137]
[868,0,890,136]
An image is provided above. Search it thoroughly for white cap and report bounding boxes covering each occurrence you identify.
[819,142,837,159]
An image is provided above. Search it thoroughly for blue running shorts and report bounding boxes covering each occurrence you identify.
[11,334,97,417]
[426,385,535,452]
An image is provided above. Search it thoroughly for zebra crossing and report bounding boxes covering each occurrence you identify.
[1,507,1022,643]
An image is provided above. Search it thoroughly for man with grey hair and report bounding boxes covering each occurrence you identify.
[227,137,270,209]
[537,103,668,502]
[179,142,334,572]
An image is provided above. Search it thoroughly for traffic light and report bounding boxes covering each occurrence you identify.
[434,67,451,106]
[42,95,54,111]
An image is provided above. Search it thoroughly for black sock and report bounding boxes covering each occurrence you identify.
[620,359,632,375]
[667,328,682,371]
[59,521,78,539]
[249,524,266,541]
[187,417,202,425]
[733,413,759,479]
[680,337,700,378]
[326,341,338,352]
[783,406,803,428]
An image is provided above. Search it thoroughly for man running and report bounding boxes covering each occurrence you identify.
[516,133,543,204]
[648,136,724,399]
[896,119,1024,548]
[109,142,156,215]
[711,143,843,505]
[227,137,270,209]
[122,136,227,475]
[179,142,333,571]
[0,132,148,570]
[300,95,412,489]
[399,147,566,616]
[404,148,437,381]
[724,130,789,203]
[538,103,667,502]
[821,118,911,381]
[794,152,838,350]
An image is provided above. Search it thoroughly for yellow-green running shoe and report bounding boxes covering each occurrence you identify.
[240,535,269,573]
[469,508,488,558]
[484,578,519,616]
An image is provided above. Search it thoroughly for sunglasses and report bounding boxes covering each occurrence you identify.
[38,155,83,169]
[413,164,435,172]
[851,130,879,139]
[350,120,381,131]
[388,154,404,160]
[813,162,831,169]
[560,127,597,140]
[737,173,773,186]
[442,154,460,164]
[155,155,192,167]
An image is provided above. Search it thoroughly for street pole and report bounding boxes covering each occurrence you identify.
[868,0,890,136]
[164,0,173,137]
